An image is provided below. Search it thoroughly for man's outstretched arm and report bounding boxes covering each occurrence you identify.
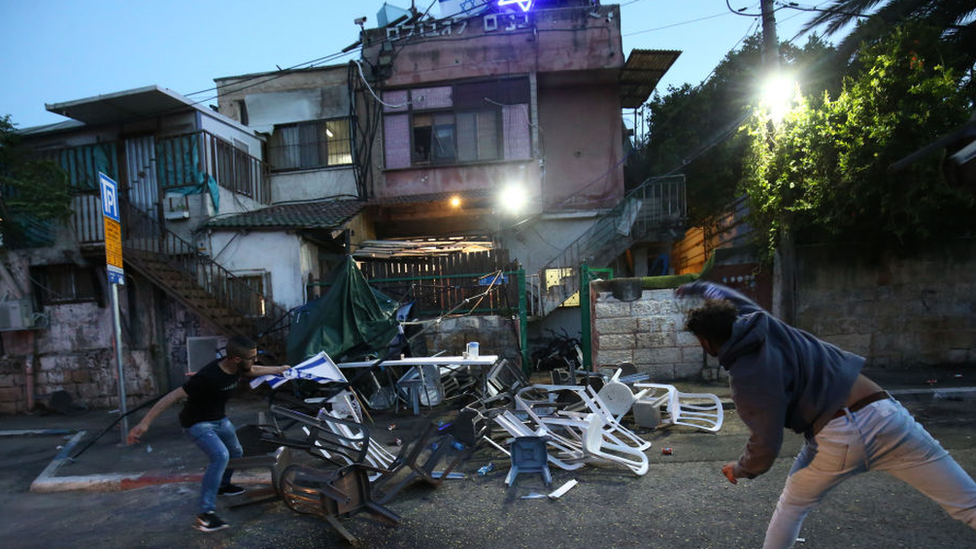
[127,387,187,444]
[675,280,763,315]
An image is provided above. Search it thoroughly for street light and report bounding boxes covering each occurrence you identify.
[760,73,797,124]
[498,182,527,214]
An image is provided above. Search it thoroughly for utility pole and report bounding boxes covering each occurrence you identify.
[760,0,796,325]
[760,0,779,69]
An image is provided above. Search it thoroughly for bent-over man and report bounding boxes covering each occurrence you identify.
[677,281,976,549]
[128,335,287,532]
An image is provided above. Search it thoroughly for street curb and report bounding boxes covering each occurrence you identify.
[28,430,270,493]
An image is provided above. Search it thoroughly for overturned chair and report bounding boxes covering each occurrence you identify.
[632,383,724,433]
[280,462,401,544]
[254,404,401,543]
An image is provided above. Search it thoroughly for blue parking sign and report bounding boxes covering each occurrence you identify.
[99,173,120,223]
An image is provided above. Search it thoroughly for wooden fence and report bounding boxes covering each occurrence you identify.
[307,250,520,316]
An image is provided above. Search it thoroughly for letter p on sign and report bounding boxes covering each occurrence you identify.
[99,172,120,223]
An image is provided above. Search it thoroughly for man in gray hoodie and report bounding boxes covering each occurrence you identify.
[677,281,976,549]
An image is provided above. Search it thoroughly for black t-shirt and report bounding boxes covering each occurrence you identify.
[179,359,241,428]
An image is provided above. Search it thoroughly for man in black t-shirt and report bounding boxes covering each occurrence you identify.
[128,335,287,532]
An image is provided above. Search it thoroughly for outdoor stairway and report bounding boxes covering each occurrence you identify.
[120,200,290,360]
[531,175,687,317]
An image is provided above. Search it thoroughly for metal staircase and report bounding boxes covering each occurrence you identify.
[119,200,291,360]
[531,175,686,317]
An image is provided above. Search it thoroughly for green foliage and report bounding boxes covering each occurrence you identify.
[741,24,975,262]
[634,34,838,226]
[1,115,72,248]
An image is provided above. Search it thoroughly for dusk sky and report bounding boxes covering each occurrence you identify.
[1,1,825,129]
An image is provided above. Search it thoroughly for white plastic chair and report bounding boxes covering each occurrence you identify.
[519,384,652,452]
[491,410,586,471]
[633,383,724,433]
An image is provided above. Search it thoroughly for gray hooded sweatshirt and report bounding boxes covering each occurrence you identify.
[683,281,864,477]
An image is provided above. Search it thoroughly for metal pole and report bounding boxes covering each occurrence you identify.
[517,268,529,376]
[580,263,592,372]
[110,283,129,445]
[759,0,779,69]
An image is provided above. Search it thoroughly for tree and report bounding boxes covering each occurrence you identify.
[634,34,836,226]
[741,24,974,262]
[800,0,976,91]
[0,115,71,248]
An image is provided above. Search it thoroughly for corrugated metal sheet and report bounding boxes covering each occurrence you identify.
[125,136,158,214]
[619,49,681,108]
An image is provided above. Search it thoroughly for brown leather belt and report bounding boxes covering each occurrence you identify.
[832,391,891,419]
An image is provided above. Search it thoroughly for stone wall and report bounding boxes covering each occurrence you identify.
[796,241,976,369]
[588,239,976,381]
[590,282,720,381]
[0,250,222,414]
[421,315,522,368]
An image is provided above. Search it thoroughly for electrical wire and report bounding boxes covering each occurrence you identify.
[726,0,764,18]
[623,11,734,37]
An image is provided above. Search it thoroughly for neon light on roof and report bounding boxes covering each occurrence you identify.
[497,0,533,12]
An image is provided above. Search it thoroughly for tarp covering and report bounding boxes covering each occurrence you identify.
[155,133,220,211]
[287,256,400,364]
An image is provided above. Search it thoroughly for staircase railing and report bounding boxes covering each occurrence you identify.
[119,199,290,350]
[532,175,686,316]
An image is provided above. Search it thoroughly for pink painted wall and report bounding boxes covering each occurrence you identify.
[538,80,624,210]
[365,5,622,87]
[380,161,541,206]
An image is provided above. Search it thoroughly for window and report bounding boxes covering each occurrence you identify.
[412,113,457,164]
[383,77,529,169]
[457,110,499,162]
[268,118,352,171]
[30,264,101,306]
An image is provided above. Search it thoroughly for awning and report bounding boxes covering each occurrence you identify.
[619,49,682,109]
[45,85,200,125]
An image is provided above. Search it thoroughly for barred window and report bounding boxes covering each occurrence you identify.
[269,118,352,171]
[30,264,101,306]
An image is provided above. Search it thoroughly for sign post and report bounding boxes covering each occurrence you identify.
[99,173,129,445]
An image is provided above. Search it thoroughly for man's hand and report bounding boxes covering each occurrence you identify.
[128,422,148,445]
[722,461,745,484]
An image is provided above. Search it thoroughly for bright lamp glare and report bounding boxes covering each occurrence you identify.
[760,75,796,123]
[499,183,527,214]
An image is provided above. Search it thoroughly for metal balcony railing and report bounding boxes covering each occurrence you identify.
[120,199,290,350]
[532,175,686,317]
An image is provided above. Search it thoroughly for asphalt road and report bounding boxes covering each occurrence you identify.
[3,399,975,549]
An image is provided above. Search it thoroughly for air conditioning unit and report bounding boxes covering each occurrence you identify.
[186,336,227,374]
[0,299,34,331]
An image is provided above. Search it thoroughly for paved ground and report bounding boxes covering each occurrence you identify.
[2,365,975,548]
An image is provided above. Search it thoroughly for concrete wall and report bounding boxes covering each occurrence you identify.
[537,80,624,211]
[206,230,306,310]
[590,282,719,381]
[271,168,359,203]
[795,241,976,369]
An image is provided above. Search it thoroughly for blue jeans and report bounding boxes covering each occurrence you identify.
[186,417,243,514]
[763,397,976,548]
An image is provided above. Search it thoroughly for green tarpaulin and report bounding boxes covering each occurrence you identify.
[287,256,400,364]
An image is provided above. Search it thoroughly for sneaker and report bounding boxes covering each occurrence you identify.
[194,511,229,532]
[217,483,246,496]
